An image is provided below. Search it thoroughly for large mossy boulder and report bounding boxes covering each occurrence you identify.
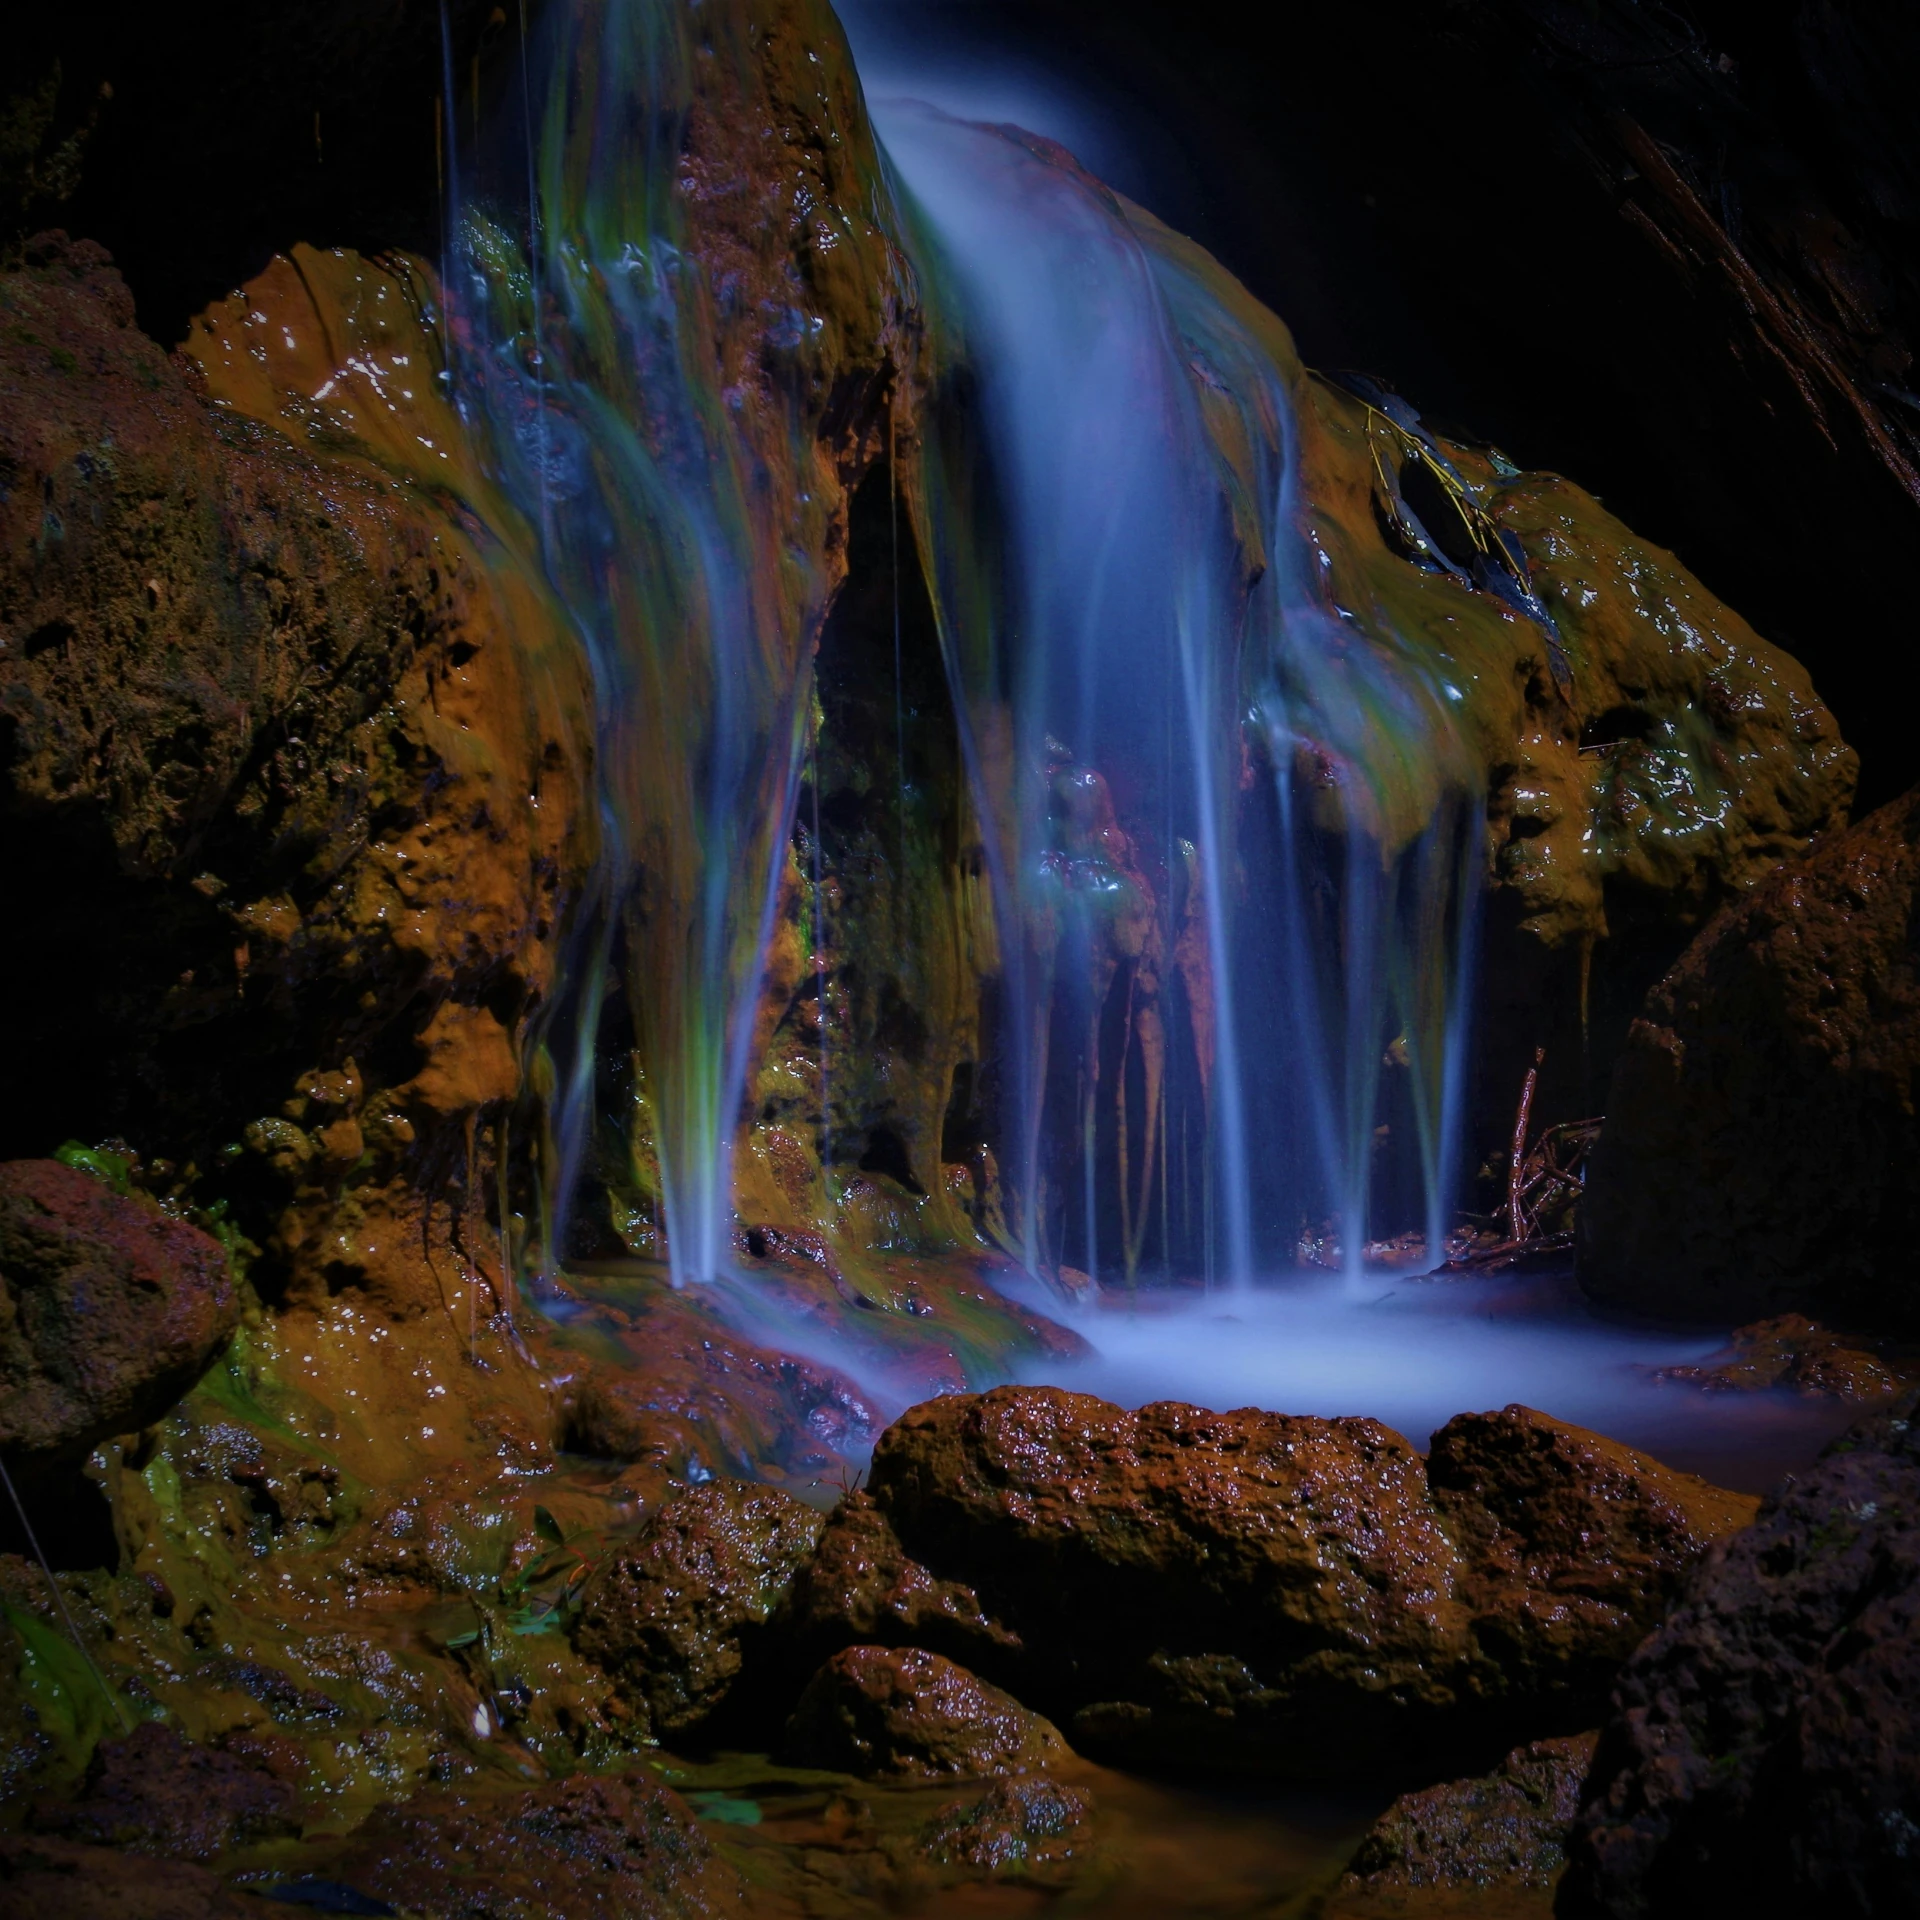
[836,1387,1751,1781]
[1581,786,1920,1329]
[1560,1390,1920,1919]
[0,1159,236,1466]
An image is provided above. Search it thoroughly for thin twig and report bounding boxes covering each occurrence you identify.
[0,1455,132,1733]
[1507,1047,1544,1241]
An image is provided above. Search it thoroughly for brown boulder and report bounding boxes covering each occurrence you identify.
[28,1722,299,1861]
[322,1770,730,1920]
[784,1489,1021,1676]
[1581,786,1920,1329]
[0,1833,257,1920]
[858,1387,1750,1779]
[919,1776,1097,1879]
[785,1645,1067,1780]
[0,1161,236,1464]
[573,1478,824,1738]
[1560,1389,1920,1919]
[1330,1732,1596,1918]
[1429,1406,1758,1712]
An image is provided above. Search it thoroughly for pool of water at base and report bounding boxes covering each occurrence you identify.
[661,1751,1377,1919]
[1004,1266,1863,1494]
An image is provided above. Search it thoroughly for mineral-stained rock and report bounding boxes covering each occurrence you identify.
[862,1387,1750,1778]
[27,1722,299,1861]
[322,1770,732,1920]
[1429,1406,1758,1717]
[0,1832,258,1920]
[920,1775,1097,1878]
[1329,1732,1595,1917]
[1581,786,1920,1330]
[1560,1390,1920,1920]
[573,1479,824,1738]
[784,1490,1021,1677]
[0,1160,236,1464]
[559,1337,874,1488]
[1653,1314,1906,1401]
[785,1644,1067,1780]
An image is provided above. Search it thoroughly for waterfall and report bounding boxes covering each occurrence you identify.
[445,0,1484,1292]
[877,106,1482,1280]
[447,0,835,1285]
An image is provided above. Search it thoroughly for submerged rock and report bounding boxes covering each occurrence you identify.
[1582,785,1920,1330]
[859,1387,1751,1779]
[0,1160,236,1464]
[322,1770,731,1920]
[573,1479,824,1739]
[1653,1314,1907,1401]
[1331,1732,1595,1916]
[1561,1390,1920,1919]
[919,1775,1097,1878]
[27,1723,299,1862]
[785,1644,1067,1780]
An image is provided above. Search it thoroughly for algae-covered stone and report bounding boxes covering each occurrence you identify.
[785,1489,1021,1677]
[28,1722,299,1862]
[324,1770,732,1920]
[0,1832,258,1920]
[573,1478,824,1737]
[0,1160,236,1464]
[786,1645,1067,1780]
[920,1775,1096,1878]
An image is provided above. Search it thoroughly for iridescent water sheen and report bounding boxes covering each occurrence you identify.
[448,0,838,1283]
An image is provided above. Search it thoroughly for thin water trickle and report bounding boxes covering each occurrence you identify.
[449,0,830,1285]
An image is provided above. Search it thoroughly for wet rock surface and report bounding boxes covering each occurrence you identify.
[784,1644,1067,1780]
[573,1479,825,1740]
[783,1489,1021,1679]
[1428,1406,1757,1714]
[856,1387,1752,1778]
[1583,785,1920,1330]
[0,1831,257,1920]
[1654,1313,1910,1402]
[1561,1390,1920,1919]
[0,1160,235,1464]
[1329,1732,1595,1917]
[320,1770,733,1920]
[919,1775,1096,1879]
[27,1722,299,1861]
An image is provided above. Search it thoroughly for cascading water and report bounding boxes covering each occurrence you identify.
[876,104,1483,1282]
[444,0,1492,1295]
[447,0,851,1286]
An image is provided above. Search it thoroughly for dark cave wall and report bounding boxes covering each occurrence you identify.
[849,0,1920,814]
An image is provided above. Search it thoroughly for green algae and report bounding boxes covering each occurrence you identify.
[0,1598,139,1782]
